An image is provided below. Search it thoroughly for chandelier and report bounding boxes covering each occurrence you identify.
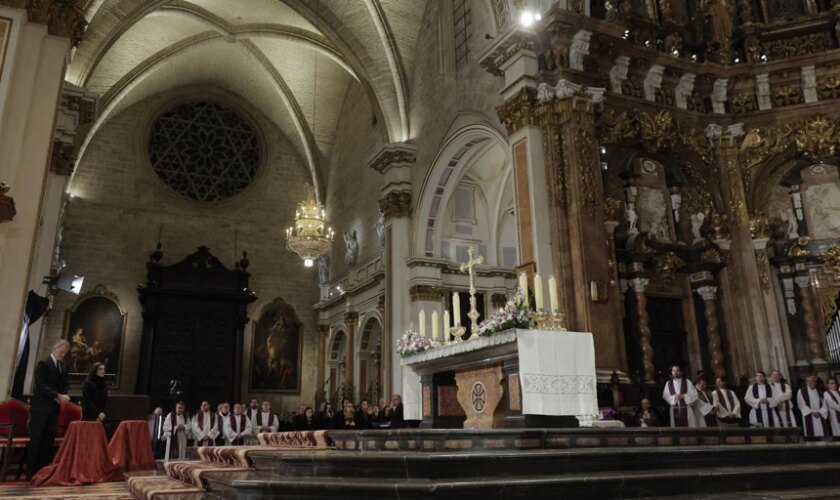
[285,195,334,267]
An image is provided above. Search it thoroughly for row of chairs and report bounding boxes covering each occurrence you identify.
[0,398,82,481]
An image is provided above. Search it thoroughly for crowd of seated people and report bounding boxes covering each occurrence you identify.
[148,394,405,459]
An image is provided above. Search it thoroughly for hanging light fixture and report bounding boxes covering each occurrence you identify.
[285,193,334,267]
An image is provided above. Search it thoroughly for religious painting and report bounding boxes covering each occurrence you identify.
[636,186,671,241]
[0,17,11,85]
[249,298,302,393]
[802,164,840,241]
[63,285,126,387]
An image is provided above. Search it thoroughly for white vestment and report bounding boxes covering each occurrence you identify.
[223,413,252,445]
[253,411,279,434]
[163,412,191,460]
[191,411,219,444]
[824,389,840,437]
[247,407,260,424]
[692,389,714,427]
[712,388,741,421]
[771,381,796,428]
[797,387,828,438]
[745,383,779,428]
[662,378,700,427]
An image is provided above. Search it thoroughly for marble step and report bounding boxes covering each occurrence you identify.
[328,427,802,452]
[203,462,840,499]
[247,443,840,479]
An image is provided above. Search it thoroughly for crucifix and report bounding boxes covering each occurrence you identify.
[460,245,485,335]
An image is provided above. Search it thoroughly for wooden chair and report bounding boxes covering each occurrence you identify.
[0,399,30,481]
[56,402,82,442]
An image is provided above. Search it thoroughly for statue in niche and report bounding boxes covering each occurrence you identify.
[690,212,706,243]
[626,205,639,234]
[318,254,330,285]
[344,230,359,267]
[636,186,671,241]
[780,209,800,240]
[376,212,385,247]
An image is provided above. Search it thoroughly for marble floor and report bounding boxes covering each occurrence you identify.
[0,481,132,499]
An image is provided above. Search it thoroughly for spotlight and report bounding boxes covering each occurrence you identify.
[760,54,768,62]
[734,57,741,63]
[599,146,607,155]
[43,273,85,295]
[644,40,651,47]
[623,29,630,39]
[304,258,314,267]
[671,49,679,56]
[691,54,698,61]
[519,10,535,27]
[534,13,541,21]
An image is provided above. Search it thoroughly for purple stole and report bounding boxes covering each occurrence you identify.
[698,390,717,426]
[800,388,823,437]
[668,379,689,427]
[229,414,248,445]
[256,412,275,430]
[716,388,736,414]
[196,411,215,444]
[752,384,774,426]
[168,412,187,459]
[827,391,840,429]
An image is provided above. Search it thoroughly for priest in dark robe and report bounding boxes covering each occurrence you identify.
[633,398,661,427]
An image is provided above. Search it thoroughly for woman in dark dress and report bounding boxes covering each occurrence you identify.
[82,362,108,421]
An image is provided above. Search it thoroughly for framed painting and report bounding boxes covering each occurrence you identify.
[249,298,302,393]
[63,284,126,388]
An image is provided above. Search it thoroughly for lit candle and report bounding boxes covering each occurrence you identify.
[453,293,461,326]
[444,310,450,333]
[549,275,559,313]
[534,274,544,312]
[432,311,439,341]
[419,310,426,337]
[519,272,529,304]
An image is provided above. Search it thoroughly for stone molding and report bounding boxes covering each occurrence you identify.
[1,0,87,46]
[379,190,411,219]
[409,284,446,302]
[367,143,416,174]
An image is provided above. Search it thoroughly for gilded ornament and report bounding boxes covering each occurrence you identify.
[789,237,811,257]
[654,252,685,288]
[379,190,412,219]
[761,33,833,60]
[818,77,840,100]
[755,250,771,291]
[0,0,87,46]
[748,213,770,240]
[771,86,803,107]
[575,128,599,216]
[820,244,840,279]
[497,88,537,135]
[711,212,731,240]
[817,286,840,333]
[604,196,624,221]
[701,246,723,264]
[795,115,839,160]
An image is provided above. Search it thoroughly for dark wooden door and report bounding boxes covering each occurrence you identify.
[647,297,689,380]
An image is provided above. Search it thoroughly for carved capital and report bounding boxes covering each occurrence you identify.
[50,139,75,176]
[629,277,649,292]
[367,143,416,174]
[317,324,331,337]
[409,284,446,302]
[793,276,811,289]
[0,0,87,46]
[379,190,411,219]
[695,285,718,301]
[344,311,359,327]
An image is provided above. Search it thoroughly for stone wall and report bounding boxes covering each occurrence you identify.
[43,85,320,413]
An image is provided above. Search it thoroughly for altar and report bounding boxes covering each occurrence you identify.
[401,329,599,429]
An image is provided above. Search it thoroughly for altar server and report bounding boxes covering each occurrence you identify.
[770,370,796,428]
[224,403,252,445]
[824,379,840,439]
[191,400,219,446]
[163,401,191,460]
[662,365,700,427]
[745,371,778,428]
[693,377,716,427]
[797,375,828,439]
[712,376,741,427]
[253,400,279,434]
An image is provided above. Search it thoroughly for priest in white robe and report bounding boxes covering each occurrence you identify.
[215,402,232,445]
[191,400,219,446]
[712,376,741,427]
[662,365,700,427]
[770,370,796,428]
[745,371,779,428]
[163,401,191,460]
[253,400,279,435]
[224,403,252,445]
[246,398,260,423]
[797,375,828,439]
[824,379,840,439]
[692,378,715,427]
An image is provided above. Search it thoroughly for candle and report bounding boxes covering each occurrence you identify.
[519,272,529,303]
[444,310,450,333]
[549,275,559,313]
[419,310,427,337]
[534,274,544,312]
[432,311,439,341]
[453,293,461,326]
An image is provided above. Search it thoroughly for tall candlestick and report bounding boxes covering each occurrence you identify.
[444,310,450,333]
[519,272,529,304]
[431,311,439,341]
[534,274,544,311]
[453,293,461,326]
[419,310,426,338]
[548,275,559,313]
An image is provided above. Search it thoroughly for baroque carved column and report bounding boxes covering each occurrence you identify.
[696,285,725,379]
[629,277,655,382]
[343,311,358,400]
[794,276,827,363]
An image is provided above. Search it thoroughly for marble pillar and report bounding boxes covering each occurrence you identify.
[629,277,655,382]
[794,276,827,364]
[696,285,725,379]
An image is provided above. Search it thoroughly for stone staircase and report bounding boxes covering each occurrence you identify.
[127,428,840,499]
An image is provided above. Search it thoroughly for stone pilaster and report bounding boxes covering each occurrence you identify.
[343,312,358,401]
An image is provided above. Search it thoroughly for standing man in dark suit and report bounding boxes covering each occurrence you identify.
[26,339,70,481]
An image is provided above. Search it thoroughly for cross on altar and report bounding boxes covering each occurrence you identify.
[460,246,485,335]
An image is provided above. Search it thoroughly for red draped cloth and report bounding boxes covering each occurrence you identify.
[32,421,117,486]
[109,420,155,475]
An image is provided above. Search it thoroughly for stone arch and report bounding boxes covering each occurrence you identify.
[357,314,383,404]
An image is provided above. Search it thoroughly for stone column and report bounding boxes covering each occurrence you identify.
[314,325,330,407]
[343,311,358,401]
[696,285,725,379]
[369,143,414,416]
[0,2,84,397]
[629,277,655,382]
[794,276,827,364]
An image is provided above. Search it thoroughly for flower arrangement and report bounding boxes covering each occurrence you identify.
[476,288,534,337]
[396,329,434,356]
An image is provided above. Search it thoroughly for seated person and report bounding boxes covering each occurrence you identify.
[634,398,661,427]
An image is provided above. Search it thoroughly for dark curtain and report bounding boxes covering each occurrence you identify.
[11,291,49,400]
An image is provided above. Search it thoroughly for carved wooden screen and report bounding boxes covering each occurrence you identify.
[137,246,255,410]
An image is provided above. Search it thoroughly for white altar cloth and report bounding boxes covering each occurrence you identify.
[402,329,598,417]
